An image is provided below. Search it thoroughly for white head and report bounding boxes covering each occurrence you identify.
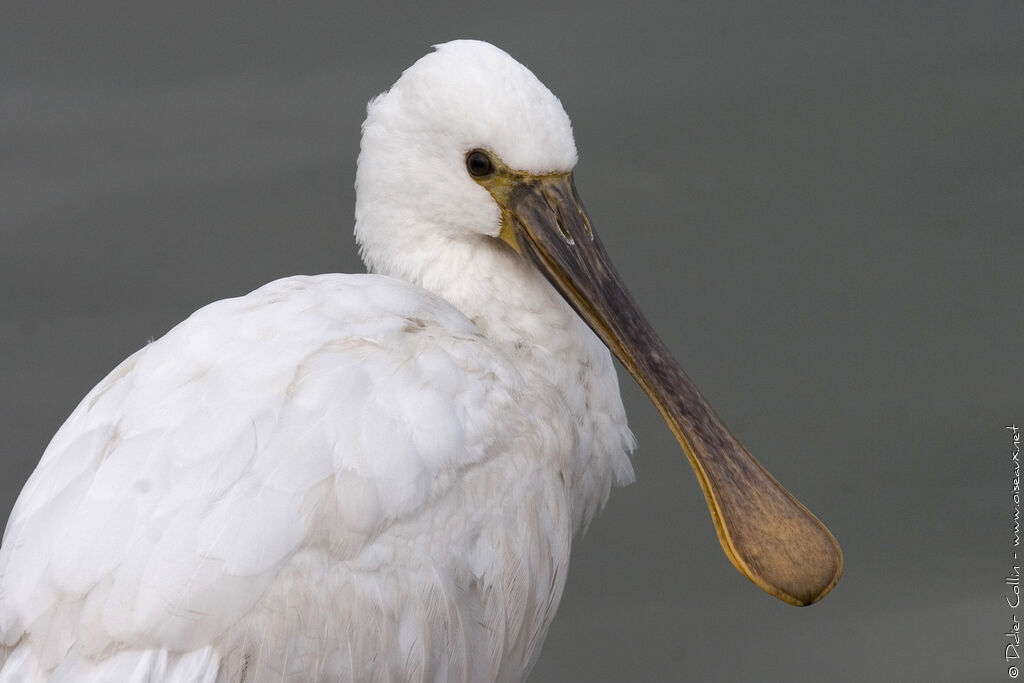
[354,40,577,276]
[350,40,843,609]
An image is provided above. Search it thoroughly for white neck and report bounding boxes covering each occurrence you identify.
[359,229,636,533]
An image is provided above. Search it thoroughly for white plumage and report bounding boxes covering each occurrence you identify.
[0,37,844,683]
[1,41,636,682]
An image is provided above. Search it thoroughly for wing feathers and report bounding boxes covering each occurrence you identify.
[1,274,576,681]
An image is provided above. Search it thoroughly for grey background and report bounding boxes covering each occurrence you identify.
[1,2,1020,681]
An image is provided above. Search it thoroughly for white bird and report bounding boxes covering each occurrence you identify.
[0,40,841,682]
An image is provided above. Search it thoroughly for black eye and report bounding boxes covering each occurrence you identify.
[466,150,494,177]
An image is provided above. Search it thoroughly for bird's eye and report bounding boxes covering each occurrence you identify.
[466,150,494,177]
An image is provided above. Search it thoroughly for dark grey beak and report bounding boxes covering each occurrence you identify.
[504,172,842,606]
